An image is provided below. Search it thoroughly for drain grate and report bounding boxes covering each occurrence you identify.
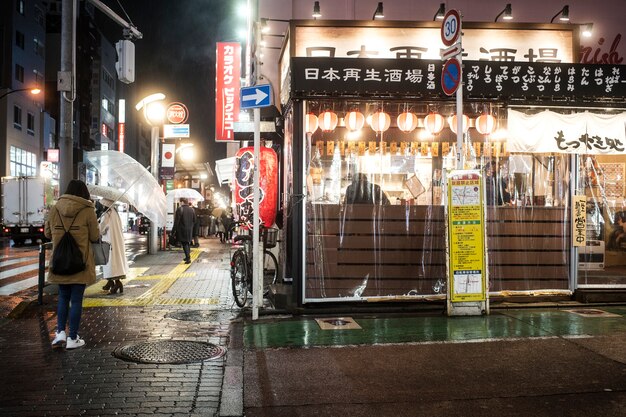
[112,340,226,364]
[323,319,350,326]
[315,317,362,330]
[166,310,217,322]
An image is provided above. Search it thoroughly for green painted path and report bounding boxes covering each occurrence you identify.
[244,307,626,349]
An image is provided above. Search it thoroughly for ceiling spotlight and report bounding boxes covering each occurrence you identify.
[433,3,445,21]
[550,5,569,23]
[312,1,321,19]
[373,2,384,20]
[581,22,593,38]
[494,3,513,22]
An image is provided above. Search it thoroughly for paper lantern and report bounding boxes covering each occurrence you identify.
[448,114,469,134]
[475,114,497,135]
[305,113,319,134]
[318,110,338,132]
[345,110,365,131]
[370,111,391,133]
[423,113,445,135]
[397,111,418,133]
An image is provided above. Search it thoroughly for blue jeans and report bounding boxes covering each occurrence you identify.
[57,284,86,339]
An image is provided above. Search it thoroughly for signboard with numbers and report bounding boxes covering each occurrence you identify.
[440,9,461,47]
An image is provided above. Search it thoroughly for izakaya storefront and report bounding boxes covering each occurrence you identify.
[274,20,626,306]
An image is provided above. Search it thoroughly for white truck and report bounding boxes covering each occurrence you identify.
[1,176,54,246]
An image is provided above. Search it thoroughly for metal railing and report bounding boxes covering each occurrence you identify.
[38,242,53,304]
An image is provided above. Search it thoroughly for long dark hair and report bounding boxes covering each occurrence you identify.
[65,179,90,200]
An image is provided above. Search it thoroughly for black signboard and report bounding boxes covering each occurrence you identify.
[290,57,626,103]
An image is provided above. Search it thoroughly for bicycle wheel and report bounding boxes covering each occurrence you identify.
[231,250,249,307]
[263,250,278,295]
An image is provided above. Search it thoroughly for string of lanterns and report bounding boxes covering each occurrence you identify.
[306,110,497,135]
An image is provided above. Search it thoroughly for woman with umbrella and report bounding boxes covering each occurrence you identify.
[99,199,129,294]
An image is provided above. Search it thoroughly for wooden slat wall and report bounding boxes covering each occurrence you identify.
[486,207,570,291]
[305,205,571,300]
[306,205,446,299]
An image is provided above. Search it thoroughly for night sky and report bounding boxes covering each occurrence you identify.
[98,0,243,173]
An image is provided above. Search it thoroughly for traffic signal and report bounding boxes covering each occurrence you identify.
[115,40,135,84]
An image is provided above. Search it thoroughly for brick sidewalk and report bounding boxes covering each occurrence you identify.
[0,237,240,417]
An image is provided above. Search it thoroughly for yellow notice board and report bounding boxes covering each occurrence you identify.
[448,170,486,302]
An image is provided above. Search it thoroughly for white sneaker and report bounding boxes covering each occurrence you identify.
[51,330,66,348]
[66,335,85,350]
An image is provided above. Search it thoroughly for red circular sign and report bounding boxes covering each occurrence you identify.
[166,102,189,124]
[440,9,461,47]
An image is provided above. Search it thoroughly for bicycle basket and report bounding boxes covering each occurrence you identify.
[262,228,278,249]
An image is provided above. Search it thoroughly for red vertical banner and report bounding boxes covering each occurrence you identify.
[234,146,278,228]
[215,42,241,141]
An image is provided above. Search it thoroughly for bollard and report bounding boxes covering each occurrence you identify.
[38,242,52,304]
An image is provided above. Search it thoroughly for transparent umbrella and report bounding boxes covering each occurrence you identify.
[85,150,167,226]
[87,184,134,206]
[165,188,204,204]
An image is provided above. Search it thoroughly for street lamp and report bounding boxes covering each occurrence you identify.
[136,92,166,254]
[0,87,41,100]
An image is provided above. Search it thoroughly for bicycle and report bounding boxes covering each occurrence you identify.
[230,222,279,307]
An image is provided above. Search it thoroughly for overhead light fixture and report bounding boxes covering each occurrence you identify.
[260,18,269,33]
[581,22,593,38]
[494,3,513,22]
[433,3,445,21]
[372,2,384,20]
[312,1,321,19]
[550,5,569,23]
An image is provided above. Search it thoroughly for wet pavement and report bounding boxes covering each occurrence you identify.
[0,236,625,416]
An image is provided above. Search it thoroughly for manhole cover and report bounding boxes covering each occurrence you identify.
[166,310,217,322]
[565,309,621,318]
[323,319,350,326]
[112,340,226,364]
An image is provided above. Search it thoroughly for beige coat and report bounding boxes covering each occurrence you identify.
[99,208,129,279]
[44,194,100,285]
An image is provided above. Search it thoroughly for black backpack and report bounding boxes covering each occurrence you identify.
[51,208,86,276]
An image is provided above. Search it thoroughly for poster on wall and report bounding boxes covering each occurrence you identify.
[447,170,486,303]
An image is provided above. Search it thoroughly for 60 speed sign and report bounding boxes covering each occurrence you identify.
[440,9,461,47]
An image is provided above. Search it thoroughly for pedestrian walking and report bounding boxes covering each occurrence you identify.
[173,197,196,264]
[99,199,129,294]
[45,179,100,350]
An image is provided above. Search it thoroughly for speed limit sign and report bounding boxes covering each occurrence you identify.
[440,9,461,47]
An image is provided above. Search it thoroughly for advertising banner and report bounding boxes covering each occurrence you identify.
[215,42,241,141]
[447,170,486,303]
[234,146,278,228]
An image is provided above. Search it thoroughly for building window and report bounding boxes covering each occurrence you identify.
[15,64,24,83]
[13,106,22,129]
[102,70,115,89]
[101,123,113,140]
[33,38,45,57]
[16,31,25,49]
[17,0,24,15]
[34,6,45,26]
[9,146,37,177]
[27,113,35,135]
[102,97,115,114]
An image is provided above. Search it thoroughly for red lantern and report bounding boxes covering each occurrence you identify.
[345,110,365,131]
[475,114,496,135]
[423,113,444,135]
[397,111,418,133]
[318,110,338,132]
[305,113,318,134]
[449,114,469,134]
[234,146,278,228]
[370,111,390,133]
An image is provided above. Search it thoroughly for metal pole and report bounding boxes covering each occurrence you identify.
[456,20,464,170]
[59,0,76,193]
[149,125,160,254]
[252,107,261,320]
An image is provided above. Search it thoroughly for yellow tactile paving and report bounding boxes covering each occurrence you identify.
[83,249,203,308]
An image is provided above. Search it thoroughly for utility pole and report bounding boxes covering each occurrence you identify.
[58,0,76,193]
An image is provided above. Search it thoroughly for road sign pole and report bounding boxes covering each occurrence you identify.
[456,20,463,170]
[252,106,261,321]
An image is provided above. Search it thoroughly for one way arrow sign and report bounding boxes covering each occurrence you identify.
[240,84,272,109]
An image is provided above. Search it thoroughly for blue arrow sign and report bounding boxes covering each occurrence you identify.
[240,84,272,109]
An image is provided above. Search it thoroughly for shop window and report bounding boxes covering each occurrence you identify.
[15,64,24,83]
[27,112,35,135]
[13,105,22,129]
[16,31,25,49]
